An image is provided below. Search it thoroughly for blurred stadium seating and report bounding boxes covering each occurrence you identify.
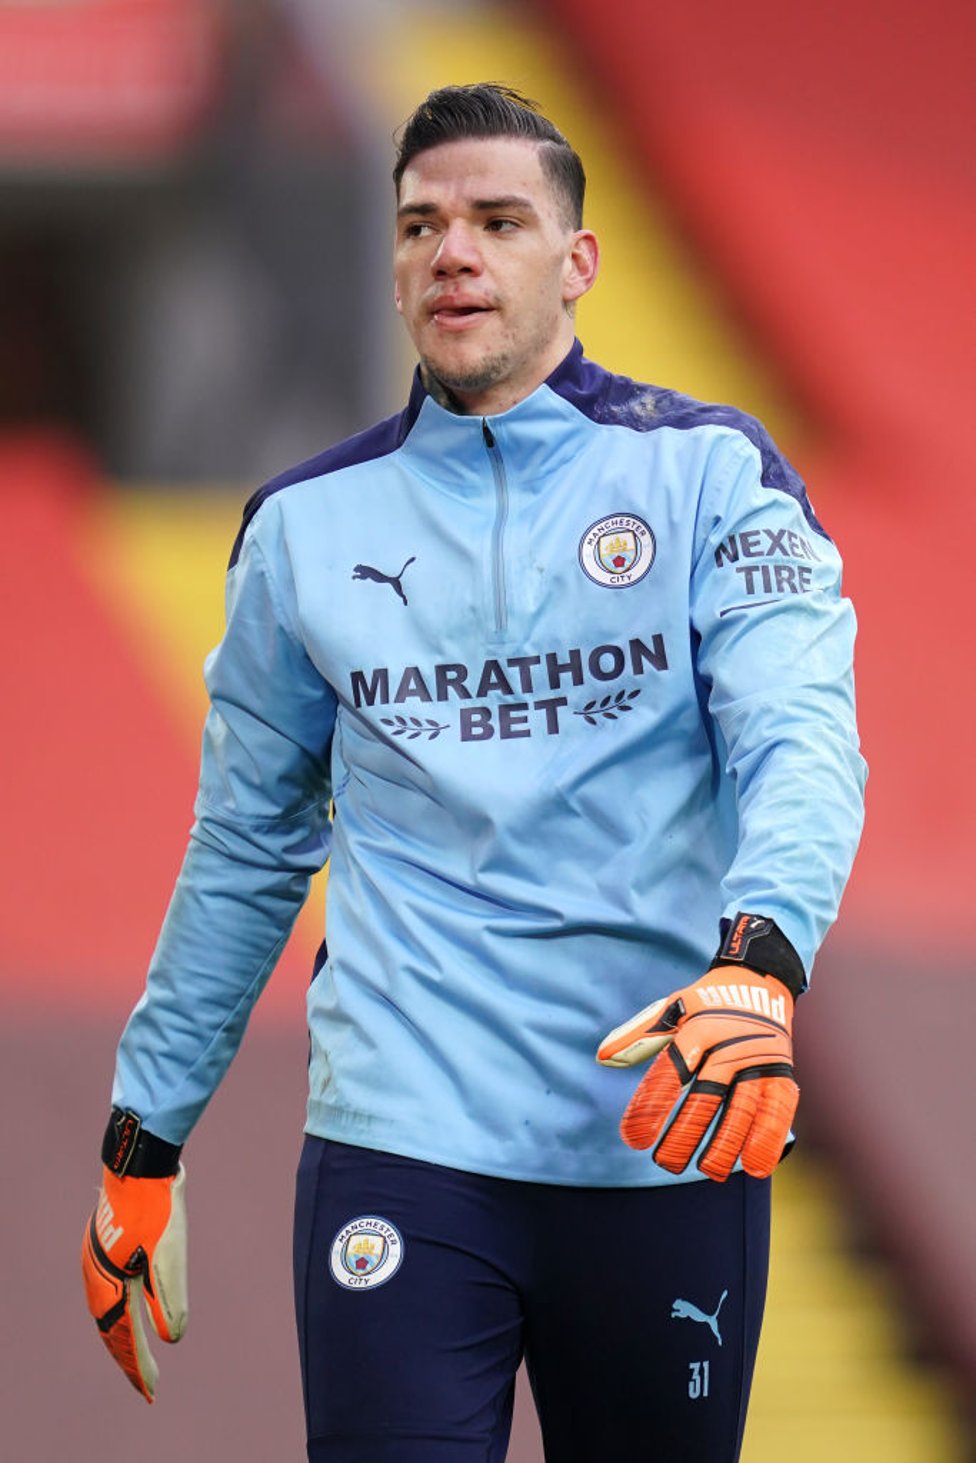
[1,2,972,1458]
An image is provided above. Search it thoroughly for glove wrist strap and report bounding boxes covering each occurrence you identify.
[712,912,806,1000]
[101,1108,182,1178]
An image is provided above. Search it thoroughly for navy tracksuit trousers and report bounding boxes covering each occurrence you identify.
[294,1137,770,1461]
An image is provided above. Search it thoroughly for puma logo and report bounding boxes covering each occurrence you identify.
[352,556,416,606]
[671,1289,728,1346]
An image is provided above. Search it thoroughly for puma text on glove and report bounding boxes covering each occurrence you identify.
[81,1110,186,1402]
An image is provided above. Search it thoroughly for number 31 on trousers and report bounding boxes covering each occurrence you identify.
[688,1360,710,1399]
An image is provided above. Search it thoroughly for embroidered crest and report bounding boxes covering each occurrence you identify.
[329,1215,404,1290]
[579,514,655,587]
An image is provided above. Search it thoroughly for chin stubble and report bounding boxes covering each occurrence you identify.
[420,351,513,399]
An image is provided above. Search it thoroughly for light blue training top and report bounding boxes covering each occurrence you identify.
[113,341,866,1186]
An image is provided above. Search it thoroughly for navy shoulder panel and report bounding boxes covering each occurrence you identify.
[229,376,426,567]
[549,342,828,539]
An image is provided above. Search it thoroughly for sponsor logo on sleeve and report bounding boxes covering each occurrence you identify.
[713,525,820,613]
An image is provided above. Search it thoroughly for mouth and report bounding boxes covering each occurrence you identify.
[428,302,495,331]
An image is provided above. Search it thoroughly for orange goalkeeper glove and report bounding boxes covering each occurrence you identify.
[597,915,803,1182]
[81,1110,186,1402]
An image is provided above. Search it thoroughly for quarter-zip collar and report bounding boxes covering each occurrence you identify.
[398,339,597,493]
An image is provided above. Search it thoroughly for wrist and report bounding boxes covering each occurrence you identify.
[711,912,806,1000]
[101,1108,182,1178]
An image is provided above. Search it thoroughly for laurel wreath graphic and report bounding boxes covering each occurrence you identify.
[380,715,449,740]
[575,688,642,724]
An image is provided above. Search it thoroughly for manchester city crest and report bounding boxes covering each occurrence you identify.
[579,513,656,587]
[329,1215,404,1290]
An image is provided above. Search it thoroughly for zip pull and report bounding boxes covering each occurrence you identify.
[482,419,496,449]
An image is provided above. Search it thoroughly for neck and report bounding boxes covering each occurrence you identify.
[421,368,469,415]
[420,325,577,418]
[420,361,559,418]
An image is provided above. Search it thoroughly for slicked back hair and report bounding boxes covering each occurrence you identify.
[393,83,586,230]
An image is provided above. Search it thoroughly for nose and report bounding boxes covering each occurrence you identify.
[432,220,483,277]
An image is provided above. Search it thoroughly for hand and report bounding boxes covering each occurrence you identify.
[81,1165,188,1401]
[597,966,798,1181]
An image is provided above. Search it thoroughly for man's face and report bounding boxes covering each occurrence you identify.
[394,137,598,415]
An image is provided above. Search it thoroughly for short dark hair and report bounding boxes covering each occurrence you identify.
[393,83,585,229]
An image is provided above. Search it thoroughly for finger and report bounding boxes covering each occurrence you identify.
[698,1080,762,1181]
[699,1074,798,1181]
[82,1226,157,1402]
[619,1046,685,1150]
[81,1223,125,1334]
[739,1076,799,1178]
[102,1273,159,1402]
[144,1168,189,1343]
[597,997,682,1068]
[654,1087,725,1174]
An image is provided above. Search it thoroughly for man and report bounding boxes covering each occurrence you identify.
[82,84,865,1461]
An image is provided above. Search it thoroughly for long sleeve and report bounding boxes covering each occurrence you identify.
[112,507,337,1142]
[690,430,867,976]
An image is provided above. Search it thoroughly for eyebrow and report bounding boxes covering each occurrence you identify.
[396,194,540,220]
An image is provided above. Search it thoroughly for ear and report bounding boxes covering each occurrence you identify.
[394,279,403,316]
[562,230,600,305]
